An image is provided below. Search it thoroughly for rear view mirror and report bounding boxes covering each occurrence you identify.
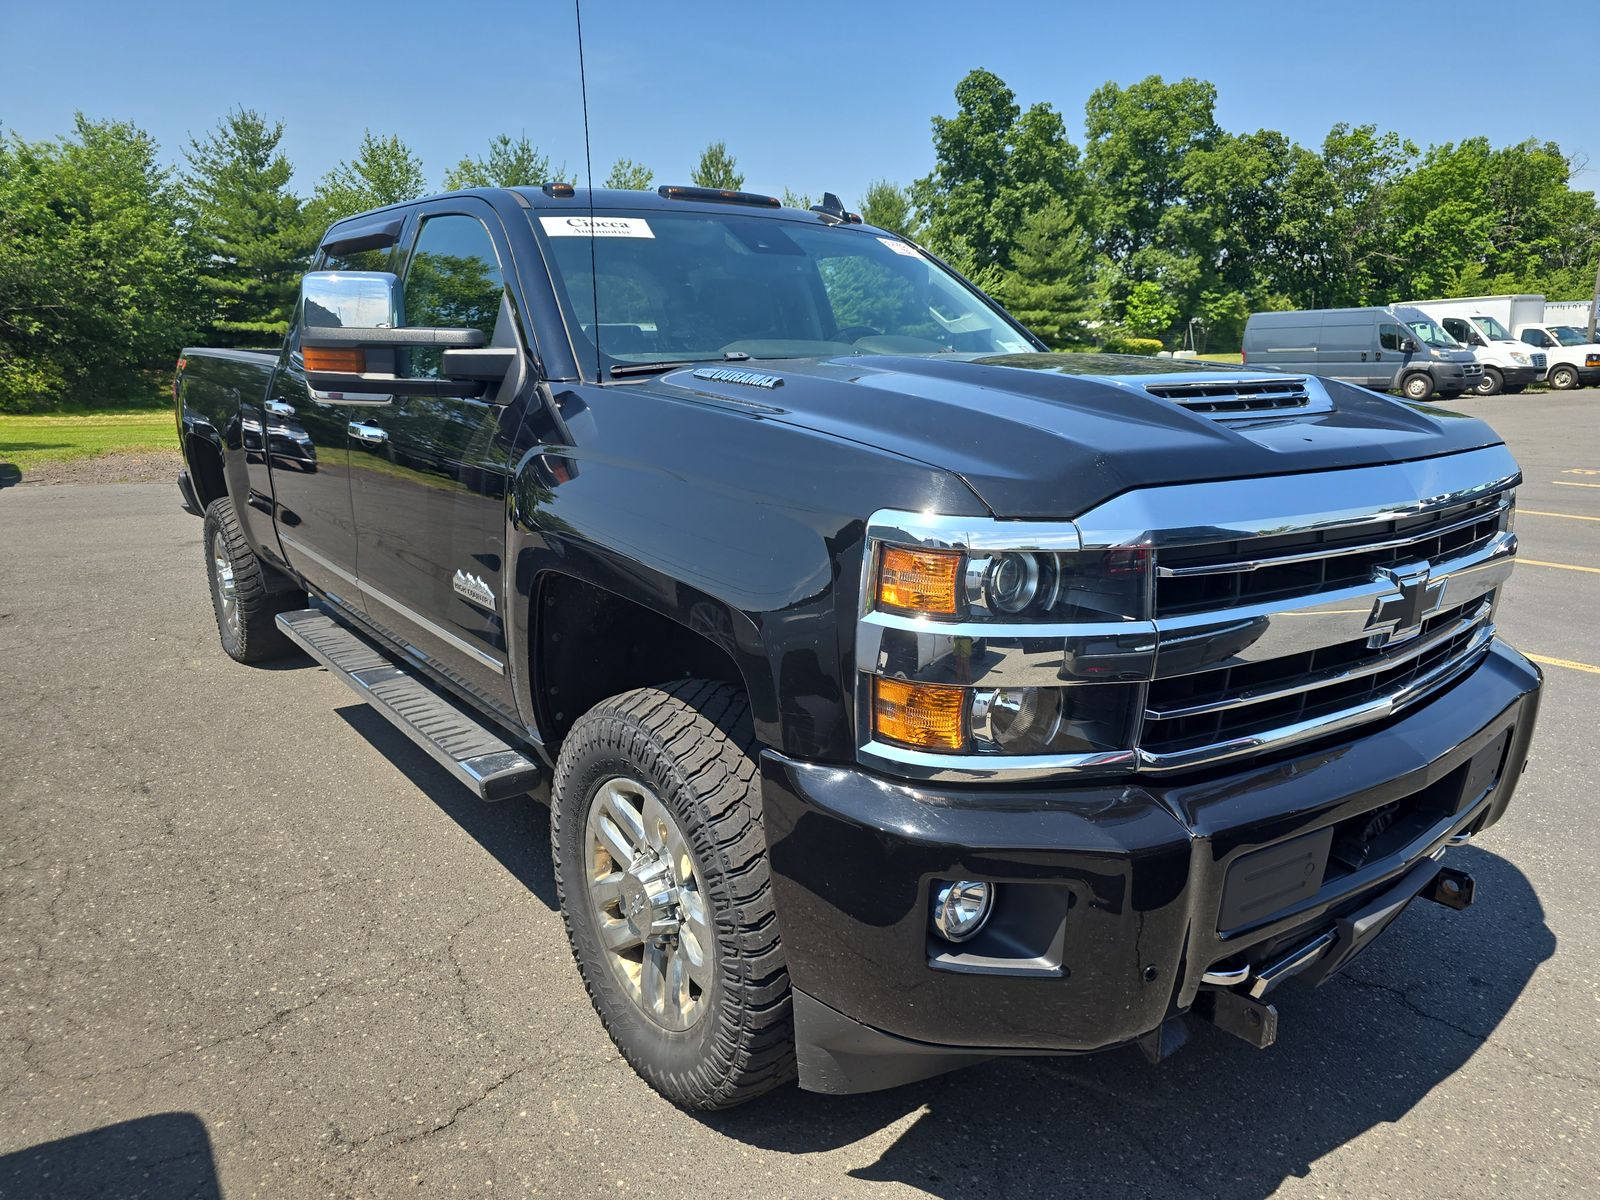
[297,271,510,399]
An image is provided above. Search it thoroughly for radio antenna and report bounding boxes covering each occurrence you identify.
[574,0,601,379]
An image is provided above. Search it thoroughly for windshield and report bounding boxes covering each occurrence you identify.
[532,209,1037,369]
[1405,317,1460,348]
[1552,325,1594,346]
[1475,315,1513,341]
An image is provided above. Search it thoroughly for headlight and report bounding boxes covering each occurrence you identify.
[871,678,1139,756]
[875,544,1148,623]
[1428,348,1443,359]
[860,511,1152,775]
[1510,351,1529,365]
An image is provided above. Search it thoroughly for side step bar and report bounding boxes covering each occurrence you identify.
[276,608,542,801]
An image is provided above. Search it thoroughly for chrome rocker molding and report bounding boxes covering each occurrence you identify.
[856,445,1521,783]
[280,532,506,674]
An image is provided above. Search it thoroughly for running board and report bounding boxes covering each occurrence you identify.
[276,608,542,801]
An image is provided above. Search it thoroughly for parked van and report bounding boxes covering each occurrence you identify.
[1243,306,1482,400]
[1514,323,1600,389]
[1403,300,1546,395]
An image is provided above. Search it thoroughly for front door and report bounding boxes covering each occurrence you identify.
[345,202,524,713]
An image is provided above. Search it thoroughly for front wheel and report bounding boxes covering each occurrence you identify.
[1550,365,1579,390]
[1401,372,1434,401]
[1473,367,1503,396]
[551,681,795,1110]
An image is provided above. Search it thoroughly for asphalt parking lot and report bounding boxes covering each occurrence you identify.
[2,392,1596,1199]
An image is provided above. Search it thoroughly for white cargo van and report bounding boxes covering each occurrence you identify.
[1515,324,1600,389]
[1405,300,1546,395]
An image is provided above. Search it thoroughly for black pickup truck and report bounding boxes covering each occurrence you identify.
[175,184,1542,1110]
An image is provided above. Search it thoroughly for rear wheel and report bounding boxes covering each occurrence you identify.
[202,498,304,663]
[1401,372,1434,401]
[1550,364,1579,390]
[551,680,794,1110]
[1473,367,1503,396]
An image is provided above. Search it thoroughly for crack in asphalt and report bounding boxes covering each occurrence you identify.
[1333,970,1491,1041]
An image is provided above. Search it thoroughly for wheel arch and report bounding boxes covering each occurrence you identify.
[527,568,779,756]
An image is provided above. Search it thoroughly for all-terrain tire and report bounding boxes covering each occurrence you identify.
[1549,364,1579,390]
[1401,372,1434,401]
[1474,367,1503,396]
[551,680,795,1110]
[202,497,304,663]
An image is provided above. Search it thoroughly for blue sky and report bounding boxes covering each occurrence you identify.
[2,0,1592,207]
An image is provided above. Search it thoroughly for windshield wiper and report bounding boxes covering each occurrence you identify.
[609,352,751,378]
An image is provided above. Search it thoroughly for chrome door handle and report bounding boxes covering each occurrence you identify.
[348,422,388,444]
[265,400,296,417]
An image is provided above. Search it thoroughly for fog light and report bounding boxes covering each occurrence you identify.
[931,880,993,943]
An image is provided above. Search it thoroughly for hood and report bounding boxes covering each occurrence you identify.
[652,352,1504,519]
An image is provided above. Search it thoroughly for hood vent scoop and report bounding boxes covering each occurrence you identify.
[1143,376,1327,420]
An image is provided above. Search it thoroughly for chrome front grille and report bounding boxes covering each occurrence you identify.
[1155,492,1507,617]
[1142,595,1495,760]
[1073,444,1522,774]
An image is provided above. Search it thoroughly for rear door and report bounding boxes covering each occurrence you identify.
[265,232,398,610]
[345,199,525,711]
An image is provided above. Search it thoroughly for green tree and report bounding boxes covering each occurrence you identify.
[1123,280,1178,340]
[310,132,426,229]
[858,180,918,238]
[180,108,309,346]
[912,69,1078,274]
[604,157,653,189]
[781,188,812,210]
[992,199,1094,347]
[0,115,202,410]
[691,141,743,190]
[1386,137,1600,299]
[444,134,562,190]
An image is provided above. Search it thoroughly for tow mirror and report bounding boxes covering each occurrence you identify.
[297,271,514,399]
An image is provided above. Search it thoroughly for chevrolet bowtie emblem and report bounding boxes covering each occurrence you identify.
[1366,565,1446,647]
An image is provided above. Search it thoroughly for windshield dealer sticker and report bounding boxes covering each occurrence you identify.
[540,215,655,238]
[878,237,920,257]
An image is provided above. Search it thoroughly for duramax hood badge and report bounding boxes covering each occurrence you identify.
[691,366,784,389]
[453,570,496,609]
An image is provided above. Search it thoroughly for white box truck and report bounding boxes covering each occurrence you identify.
[1404,297,1547,395]
[1544,299,1598,333]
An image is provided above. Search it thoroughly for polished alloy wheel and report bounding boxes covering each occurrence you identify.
[211,529,240,641]
[586,776,714,1031]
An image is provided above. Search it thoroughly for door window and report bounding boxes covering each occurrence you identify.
[1379,324,1407,351]
[1521,328,1554,348]
[401,214,507,377]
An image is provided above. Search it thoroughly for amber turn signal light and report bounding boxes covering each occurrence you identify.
[303,346,365,373]
[878,547,961,614]
[873,677,966,752]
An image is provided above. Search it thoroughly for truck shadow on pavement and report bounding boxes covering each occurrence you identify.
[333,703,559,911]
[0,1111,220,1200]
[703,845,1553,1200]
